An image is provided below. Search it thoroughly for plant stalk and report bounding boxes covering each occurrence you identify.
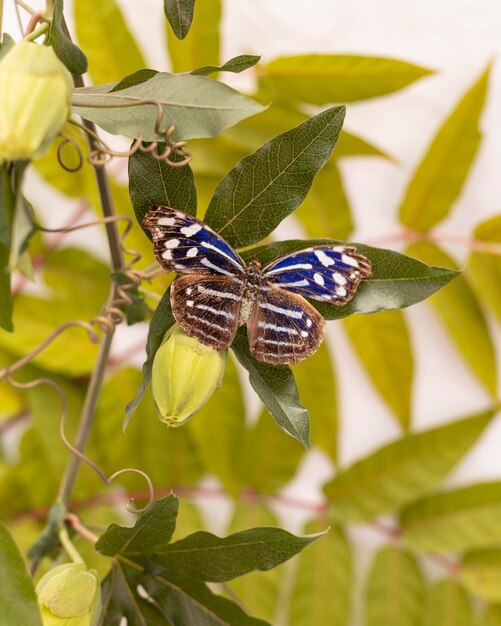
[55,17,124,507]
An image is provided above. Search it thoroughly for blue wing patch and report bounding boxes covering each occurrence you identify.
[143,206,245,276]
[262,245,372,305]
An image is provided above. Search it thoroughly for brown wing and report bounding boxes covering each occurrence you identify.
[247,284,325,365]
[171,274,245,351]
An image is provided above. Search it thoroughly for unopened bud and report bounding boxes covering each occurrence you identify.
[152,324,226,426]
[0,41,72,162]
[36,563,101,626]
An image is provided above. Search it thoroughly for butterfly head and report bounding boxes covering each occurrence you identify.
[246,260,262,286]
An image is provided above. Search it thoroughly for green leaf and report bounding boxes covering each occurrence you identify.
[223,102,387,160]
[259,54,432,104]
[293,342,338,462]
[124,289,175,425]
[401,481,501,552]
[0,164,14,332]
[422,580,474,626]
[468,215,501,322]
[9,194,36,274]
[244,239,460,320]
[0,524,42,626]
[289,521,351,626]
[461,549,501,602]
[407,241,496,396]
[188,355,246,495]
[101,561,269,626]
[0,33,15,60]
[167,0,220,73]
[324,410,493,522]
[96,494,179,557]
[128,144,197,235]
[226,504,281,624]
[238,409,304,493]
[343,309,413,430]
[153,527,320,582]
[204,106,346,248]
[171,500,204,542]
[399,65,490,231]
[164,0,195,39]
[191,54,261,76]
[365,545,425,626]
[46,0,88,74]
[74,0,145,84]
[109,68,158,92]
[72,73,264,142]
[231,330,310,448]
[295,161,353,241]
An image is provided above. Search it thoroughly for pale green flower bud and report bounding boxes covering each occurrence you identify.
[36,563,102,626]
[0,41,72,162]
[152,324,226,426]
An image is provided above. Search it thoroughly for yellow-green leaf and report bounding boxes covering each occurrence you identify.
[226,503,281,624]
[188,355,246,495]
[344,309,413,430]
[295,161,353,241]
[401,481,501,552]
[468,215,501,322]
[238,410,304,493]
[407,241,496,396]
[422,580,474,626]
[290,521,351,626]
[74,0,145,84]
[480,605,501,626]
[399,65,490,231]
[167,0,220,73]
[293,342,338,462]
[259,54,432,104]
[365,545,425,626]
[325,410,492,522]
[461,549,501,602]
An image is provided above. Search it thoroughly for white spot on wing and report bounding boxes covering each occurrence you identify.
[201,258,233,275]
[181,223,202,237]
[342,254,359,268]
[195,304,235,319]
[259,302,303,319]
[313,272,325,286]
[187,300,194,307]
[314,250,335,267]
[306,318,312,328]
[186,247,198,258]
[197,285,241,301]
[201,241,242,268]
[266,262,313,275]
[165,238,180,249]
[162,250,173,260]
[157,217,175,226]
[333,272,347,285]
[301,330,308,338]
[186,288,192,295]
[337,286,347,297]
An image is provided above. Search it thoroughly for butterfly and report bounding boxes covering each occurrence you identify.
[143,206,372,365]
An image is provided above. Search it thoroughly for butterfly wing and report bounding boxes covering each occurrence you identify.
[247,283,325,365]
[143,206,246,277]
[171,274,245,351]
[263,245,371,306]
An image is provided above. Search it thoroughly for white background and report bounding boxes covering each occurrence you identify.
[4,1,501,623]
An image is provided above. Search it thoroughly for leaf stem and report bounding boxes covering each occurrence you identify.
[23,21,48,41]
[59,526,85,564]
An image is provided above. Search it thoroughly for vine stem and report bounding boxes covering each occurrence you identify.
[55,16,124,508]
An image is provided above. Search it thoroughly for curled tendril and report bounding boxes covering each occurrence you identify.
[57,134,84,172]
[61,101,192,171]
[6,376,154,514]
[0,213,159,384]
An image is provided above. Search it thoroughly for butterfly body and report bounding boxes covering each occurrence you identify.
[143,206,371,365]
